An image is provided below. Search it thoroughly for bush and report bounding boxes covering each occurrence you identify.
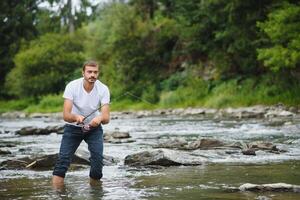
[25,93,63,113]
[257,3,300,72]
[5,32,85,97]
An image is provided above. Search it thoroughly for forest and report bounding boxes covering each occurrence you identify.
[1,0,299,112]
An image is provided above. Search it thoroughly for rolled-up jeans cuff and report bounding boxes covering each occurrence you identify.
[53,171,66,178]
[89,172,103,180]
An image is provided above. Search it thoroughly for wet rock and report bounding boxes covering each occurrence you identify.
[0,150,119,170]
[1,111,26,118]
[104,131,130,139]
[181,108,206,115]
[0,149,11,155]
[0,154,88,170]
[153,138,188,149]
[240,141,280,155]
[265,110,295,118]
[248,141,278,151]
[218,106,266,119]
[288,106,297,113]
[104,131,135,143]
[154,138,224,150]
[28,112,62,119]
[183,140,201,150]
[242,149,256,156]
[0,158,32,170]
[225,150,240,155]
[0,142,17,148]
[239,183,300,193]
[284,121,293,125]
[0,129,11,134]
[105,138,136,144]
[112,131,130,139]
[124,149,207,166]
[197,139,224,149]
[16,125,64,135]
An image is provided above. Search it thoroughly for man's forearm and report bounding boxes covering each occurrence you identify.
[63,112,78,123]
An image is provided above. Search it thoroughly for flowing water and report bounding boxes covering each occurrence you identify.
[0,114,300,199]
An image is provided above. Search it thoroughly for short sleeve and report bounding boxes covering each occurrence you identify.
[63,82,74,101]
[101,86,110,105]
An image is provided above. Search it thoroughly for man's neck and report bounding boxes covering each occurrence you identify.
[83,80,94,93]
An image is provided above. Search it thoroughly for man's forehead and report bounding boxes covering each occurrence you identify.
[85,65,98,70]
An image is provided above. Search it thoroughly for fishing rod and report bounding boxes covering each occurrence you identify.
[79,91,155,132]
[82,91,154,122]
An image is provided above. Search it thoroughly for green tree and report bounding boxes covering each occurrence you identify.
[5,32,85,97]
[86,3,179,100]
[257,2,300,72]
[0,0,39,98]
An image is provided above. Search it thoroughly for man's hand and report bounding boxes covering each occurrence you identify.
[75,115,85,124]
[89,116,102,127]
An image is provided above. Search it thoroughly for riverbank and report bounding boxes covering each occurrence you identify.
[1,104,299,120]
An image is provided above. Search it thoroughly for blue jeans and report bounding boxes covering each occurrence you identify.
[53,124,104,180]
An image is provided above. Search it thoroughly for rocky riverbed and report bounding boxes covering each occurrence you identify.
[0,105,300,199]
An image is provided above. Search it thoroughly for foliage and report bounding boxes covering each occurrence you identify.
[5,32,85,97]
[0,0,39,97]
[0,98,35,113]
[1,0,300,110]
[86,3,180,98]
[257,3,300,72]
[24,93,63,113]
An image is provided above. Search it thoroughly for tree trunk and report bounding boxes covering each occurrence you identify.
[67,0,74,33]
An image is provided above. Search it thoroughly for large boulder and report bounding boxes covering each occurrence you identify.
[0,149,11,155]
[0,154,88,170]
[124,149,207,166]
[16,125,64,135]
[239,183,300,192]
[0,150,119,170]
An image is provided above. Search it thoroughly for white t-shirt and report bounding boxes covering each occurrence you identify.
[63,77,110,125]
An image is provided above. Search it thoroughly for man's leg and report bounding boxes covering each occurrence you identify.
[84,126,104,184]
[52,125,83,187]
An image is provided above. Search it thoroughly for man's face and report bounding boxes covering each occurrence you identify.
[82,65,99,83]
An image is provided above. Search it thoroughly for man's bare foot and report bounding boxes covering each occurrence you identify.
[52,175,65,190]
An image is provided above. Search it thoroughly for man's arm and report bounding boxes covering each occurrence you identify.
[89,104,110,127]
[100,104,110,124]
[63,99,84,124]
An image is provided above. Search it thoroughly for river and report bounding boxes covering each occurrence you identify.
[0,114,300,199]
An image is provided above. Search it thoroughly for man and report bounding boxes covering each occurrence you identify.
[52,60,110,187]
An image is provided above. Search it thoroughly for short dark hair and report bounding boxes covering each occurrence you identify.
[82,60,98,71]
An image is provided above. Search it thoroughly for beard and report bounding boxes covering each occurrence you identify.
[85,77,96,83]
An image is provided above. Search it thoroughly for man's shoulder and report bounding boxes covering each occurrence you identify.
[66,78,83,87]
